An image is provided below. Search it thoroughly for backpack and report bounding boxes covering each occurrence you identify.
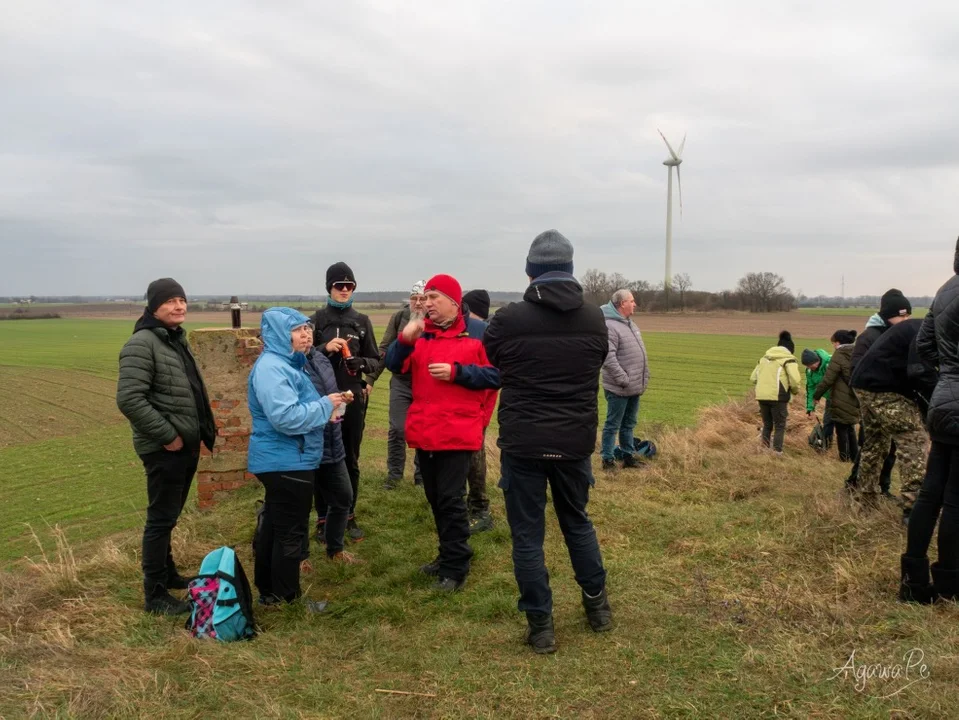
[808,421,826,453]
[185,547,257,642]
[633,439,658,459]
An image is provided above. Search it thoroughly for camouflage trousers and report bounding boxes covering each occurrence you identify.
[855,390,928,510]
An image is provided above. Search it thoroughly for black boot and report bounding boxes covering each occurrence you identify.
[582,587,613,631]
[144,583,191,615]
[899,556,936,604]
[932,563,959,601]
[166,573,193,590]
[525,612,556,654]
[622,454,645,469]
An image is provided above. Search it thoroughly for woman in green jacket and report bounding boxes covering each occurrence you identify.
[813,330,860,462]
[801,348,834,451]
[751,331,801,454]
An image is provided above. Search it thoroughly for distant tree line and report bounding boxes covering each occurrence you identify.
[580,270,796,313]
[796,294,932,308]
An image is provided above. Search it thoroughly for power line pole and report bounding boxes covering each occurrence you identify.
[841,275,845,308]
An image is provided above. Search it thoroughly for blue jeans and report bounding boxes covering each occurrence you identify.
[601,390,640,461]
[499,452,607,615]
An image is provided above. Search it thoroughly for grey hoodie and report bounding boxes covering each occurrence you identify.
[601,301,650,396]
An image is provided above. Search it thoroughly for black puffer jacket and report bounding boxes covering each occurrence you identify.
[813,343,860,425]
[311,304,380,393]
[484,272,608,460]
[852,319,937,407]
[918,272,959,442]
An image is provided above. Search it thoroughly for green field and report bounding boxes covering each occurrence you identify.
[799,306,928,318]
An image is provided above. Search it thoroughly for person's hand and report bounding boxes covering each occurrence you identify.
[344,355,364,374]
[164,435,184,451]
[364,385,373,400]
[327,393,345,409]
[401,318,425,343]
[428,363,453,382]
[807,411,812,417]
[325,338,348,354]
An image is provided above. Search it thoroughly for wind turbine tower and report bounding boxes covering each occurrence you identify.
[658,130,685,291]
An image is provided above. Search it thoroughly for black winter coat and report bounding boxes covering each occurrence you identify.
[918,274,959,443]
[851,319,937,406]
[304,349,347,465]
[813,343,860,425]
[311,305,380,392]
[484,272,608,460]
[850,322,886,374]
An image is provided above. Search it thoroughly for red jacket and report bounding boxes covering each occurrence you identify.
[393,314,497,452]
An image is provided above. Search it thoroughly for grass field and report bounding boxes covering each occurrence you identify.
[799,306,928,318]
[4,315,954,717]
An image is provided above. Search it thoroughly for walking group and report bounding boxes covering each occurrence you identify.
[117,230,657,654]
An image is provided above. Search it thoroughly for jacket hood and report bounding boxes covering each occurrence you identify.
[601,301,630,324]
[764,346,797,362]
[261,307,311,365]
[865,313,887,330]
[524,272,584,312]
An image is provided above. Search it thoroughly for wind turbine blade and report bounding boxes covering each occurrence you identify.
[657,129,680,162]
[677,164,683,218]
[677,134,686,159]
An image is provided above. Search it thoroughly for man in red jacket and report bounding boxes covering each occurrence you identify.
[385,274,500,591]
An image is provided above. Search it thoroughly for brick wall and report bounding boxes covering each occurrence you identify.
[188,328,262,509]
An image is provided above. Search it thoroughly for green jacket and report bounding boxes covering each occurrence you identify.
[813,343,860,425]
[805,348,832,413]
[116,314,216,455]
[751,346,801,402]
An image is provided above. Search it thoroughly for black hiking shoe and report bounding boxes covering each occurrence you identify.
[346,517,365,542]
[469,512,494,535]
[582,588,613,632]
[166,573,192,590]
[601,459,616,471]
[145,591,191,616]
[932,562,959,602]
[414,475,424,487]
[525,612,557,654]
[431,576,466,593]
[622,454,644,469]
[383,477,401,490]
[314,521,326,544]
[899,556,936,604]
[420,558,441,577]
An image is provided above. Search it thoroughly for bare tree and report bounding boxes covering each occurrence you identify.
[736,272,794,312]
[673,273,692,312]
[629,280,652,311]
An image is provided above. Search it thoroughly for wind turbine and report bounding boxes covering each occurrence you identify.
[658,129,685,292]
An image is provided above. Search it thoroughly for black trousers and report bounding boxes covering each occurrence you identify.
[759,401,788,452]
[255,470,314,602]
[834,422,859,463]
[140,447,199,597]
[907,441,959,570]
[314,460,353,556]
[416,450,473,581]
[317,395,366,518]
[467,431,489,515]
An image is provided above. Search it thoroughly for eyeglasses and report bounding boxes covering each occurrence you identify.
[332,282,355,292]
[410,294,427,303]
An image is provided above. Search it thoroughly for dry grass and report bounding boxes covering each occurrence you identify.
[2,398,957,718]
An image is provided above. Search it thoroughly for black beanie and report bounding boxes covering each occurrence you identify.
[147,278,186,312]
[778,330,795,354]
[326,262,356,293]
[879,289,911,322]
[801,349,819,366]
[462,289,491,320]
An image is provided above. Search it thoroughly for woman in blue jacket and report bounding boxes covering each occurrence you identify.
[249,308,344,610]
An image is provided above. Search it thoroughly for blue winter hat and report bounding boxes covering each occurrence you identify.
[526,229,574,278]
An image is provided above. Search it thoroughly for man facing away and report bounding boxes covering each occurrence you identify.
[117,278,216,615]
[462,288,494,534]
[484,229,612,654]
[600,288,650,470]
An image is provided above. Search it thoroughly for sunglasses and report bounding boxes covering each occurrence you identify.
[332,282,355,292]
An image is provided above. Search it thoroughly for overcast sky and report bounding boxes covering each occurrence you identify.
[2,1,957,298]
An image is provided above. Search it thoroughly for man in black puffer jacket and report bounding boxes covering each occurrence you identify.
[484,230,610,655]
[902,237,959,602]
[117,278,216,616]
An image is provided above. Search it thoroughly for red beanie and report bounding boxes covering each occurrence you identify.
[425,274,462,307]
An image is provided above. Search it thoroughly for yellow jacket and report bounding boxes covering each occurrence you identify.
[750,346,801,402]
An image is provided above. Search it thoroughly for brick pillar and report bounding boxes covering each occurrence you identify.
[188,327,262,509]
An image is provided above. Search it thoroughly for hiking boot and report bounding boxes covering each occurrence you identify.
[304,599,329,614]
[431,576,466,593]
[899,556,936,604]
[932,563,959,602]
[383,476,401,490]
[525,612,557,654]
[258,594,283,607]
[469,511,494,535]
[420,558,441,577]
[145,591,191,616]
[582,587,613,632]
[328,550,365,565]
[166,573,192,590]
[622,454,644,469]
[601,459,616,471]
[346,517,365,542]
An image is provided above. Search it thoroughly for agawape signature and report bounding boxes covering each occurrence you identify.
[830,648,930,694]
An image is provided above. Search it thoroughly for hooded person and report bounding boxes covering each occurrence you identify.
[248,308,345,611]
[384,274,499,594]
[750,331,801,454]
[904,237,959,603]
[483,229,612,655]
[310,262,381,542]
[369,280,427,489]
[117,278,216,615]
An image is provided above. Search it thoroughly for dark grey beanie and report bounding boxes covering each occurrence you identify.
[801,349,819,366]
[526,229,574,279]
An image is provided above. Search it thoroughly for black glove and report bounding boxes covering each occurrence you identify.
[344,356,364,374]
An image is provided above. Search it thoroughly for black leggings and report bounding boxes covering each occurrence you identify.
[906,441,959,570]
[833,422,859,463]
